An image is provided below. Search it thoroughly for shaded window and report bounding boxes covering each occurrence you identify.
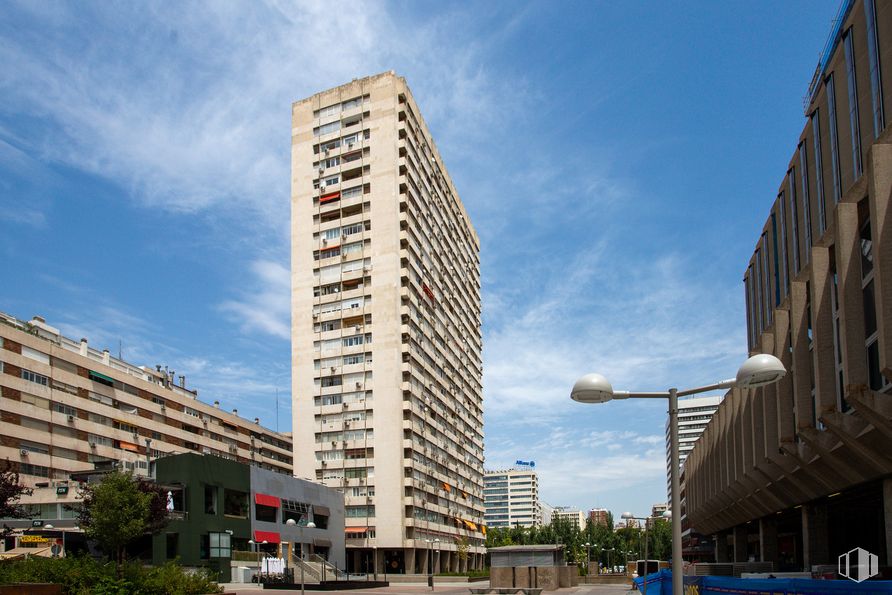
[864,0,885,137]
[204,485,218,515]
[255,503,277,523]
[210,532,231,558]
[826,73,842,203]
[223,489,248,518]
[843,29,862,179]
[811,112,827,233]
[166,533,179,559]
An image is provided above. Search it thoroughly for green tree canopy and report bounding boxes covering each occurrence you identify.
[77,471,168,568]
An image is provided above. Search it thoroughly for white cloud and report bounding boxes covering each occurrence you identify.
[218,260,291,340]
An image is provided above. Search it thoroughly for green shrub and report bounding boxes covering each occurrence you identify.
[0,556,221,595]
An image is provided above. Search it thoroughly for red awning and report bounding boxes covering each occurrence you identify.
[320,191,341,203]
[254,530,281,544]
[254,493,280,508]
[344,527,368,534]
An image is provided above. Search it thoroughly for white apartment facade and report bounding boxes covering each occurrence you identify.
[291,72,485,574]
[551,507,586,530]
[483,468,542,529]
[0,311,293,529]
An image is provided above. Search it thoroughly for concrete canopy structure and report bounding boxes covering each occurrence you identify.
[291,72,485,575]
[685,0,892,570]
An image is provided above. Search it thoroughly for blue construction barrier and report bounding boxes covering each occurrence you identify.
[633,569,892,595]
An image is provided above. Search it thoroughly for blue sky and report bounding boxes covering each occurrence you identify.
[1,0,839,518]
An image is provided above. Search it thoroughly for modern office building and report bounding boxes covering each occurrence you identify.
[290,72,485,574]
[665,395,722,500]
[588,508,610,528]
[686,0,892,569]
[540,502,554,526]
[0,312,293,531]
[484,468,542,529]
[550,507,586,530]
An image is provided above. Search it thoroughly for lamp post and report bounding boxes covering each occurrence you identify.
[584,542,591,575]
[571,353,786,595]
[286,517,316,595]
[606,548,614,573]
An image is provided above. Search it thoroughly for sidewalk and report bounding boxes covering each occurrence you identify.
[220,582,638,595]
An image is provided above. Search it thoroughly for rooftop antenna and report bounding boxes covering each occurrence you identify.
[276,388,279,433]
[118,339,122,360]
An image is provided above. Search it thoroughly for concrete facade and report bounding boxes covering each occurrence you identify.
[685,0,892,571]
[0,312,292,530]
[290,72,485,574]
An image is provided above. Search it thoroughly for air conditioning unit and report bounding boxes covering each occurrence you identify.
[160,403,166,409]
[313,313,319,319]
[89,442,97,449]
[330,367,337,373]
[354,326,361,333]
[322,237,328,244]
[342,253,348,260]
[20,449,27,456]
[67,415,75,423]
[363,265,371,273]
[355,382,363,389]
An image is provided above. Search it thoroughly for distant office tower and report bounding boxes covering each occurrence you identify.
[665,395,722,500]
[551,507,586,530]
[588,508,610,527]
[650,503,668,519]
[291,72,485,574]
[686,0,892,568]
[484,468,542,528]
[540,501,555,526]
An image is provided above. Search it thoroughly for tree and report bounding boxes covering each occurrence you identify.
[456,536,470,562]
[77,471,168,571]
[0,460,32,535]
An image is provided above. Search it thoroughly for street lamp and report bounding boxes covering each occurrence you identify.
[584,542,591,575]
[286,517,316,595]
[572,353,785,595]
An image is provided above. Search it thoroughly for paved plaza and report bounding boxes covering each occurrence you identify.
[223,583,638,595]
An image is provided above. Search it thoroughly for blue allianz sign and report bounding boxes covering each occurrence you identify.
[515,460,535,468]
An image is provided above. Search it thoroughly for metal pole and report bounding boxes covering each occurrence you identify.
[669,388,683,595]
[643,519,649,595]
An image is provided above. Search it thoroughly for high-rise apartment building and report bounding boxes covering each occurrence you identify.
[290,72,485,574]
[686,0,892,569]
[0,311,293,533]
[588,508,610,528]
[484,468,542,529]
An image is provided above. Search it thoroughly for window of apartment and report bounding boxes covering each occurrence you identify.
[754,253,764,335]
[744,272,754,351]
[255,503,277,523]
[88,433,113,447]
[314,121,341,137]
[223,489,248,518]
[864,0,885,137]
[859,200,884,392]
[20,392,50,409]
[843,29,863,179]
[771,213,781,306]
[788,172,800,274]
[208,532,231,558]
[811,111,827,233]
[346,505,375,518]
[21,346,50,365]
[829,249,848,412]
[53,403,76,417]
[205,485,218,515]
[19,463,50,478]
[320,376,342,388]
[88,370,114,387]
[826,73,842,204]
[20,441,49,455]
[762,236,772,325]
[798,144,812,262]
[21,369,48,386]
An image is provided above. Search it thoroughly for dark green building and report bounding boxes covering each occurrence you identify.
[151,454,251,580]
